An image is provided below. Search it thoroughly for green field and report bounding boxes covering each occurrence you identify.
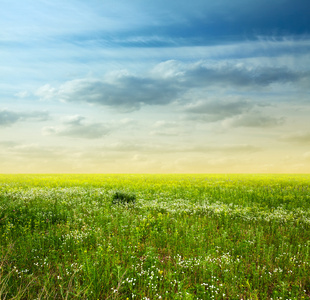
[0,174,309,299]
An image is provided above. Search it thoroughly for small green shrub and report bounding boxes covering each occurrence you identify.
[111,191,136,205]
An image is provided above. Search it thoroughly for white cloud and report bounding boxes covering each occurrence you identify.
[15,91,30,98]
[151,60,185,78]
[35,84,57,100]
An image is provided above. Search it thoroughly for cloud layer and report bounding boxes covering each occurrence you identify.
[1,0,310,172]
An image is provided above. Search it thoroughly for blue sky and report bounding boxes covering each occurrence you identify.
[1,0,310,173]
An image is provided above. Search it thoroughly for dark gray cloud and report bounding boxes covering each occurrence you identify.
[56,76,183,111]
[184,98,254,122]
[0,110,20,126]
[0,109,49,127]
[42,115,113,139]
[36,61,309,112]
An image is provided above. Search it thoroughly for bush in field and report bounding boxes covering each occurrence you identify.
[111,190,136,205]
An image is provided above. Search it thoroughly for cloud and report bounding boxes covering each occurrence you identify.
[185,144,261,154]
[184,98,254,122]
[15,91,30,98]
[183,63,308,88]
[183,94,287,126]
[7,144,63,159]
[281,132,310,144]
[95,140,261,154]
[35,84,57,100]
[0,110,20,127]
[150,120,193,136]
[225,112,285,128]
[303,152,310,160]
[38,76,183,111]
[151,60,185,78]
[0,142,88,173]
[2,0,309,47]
[0,109,49,127]
[35,60,309,112]
[42,115,113,139]
[0,141,19,148]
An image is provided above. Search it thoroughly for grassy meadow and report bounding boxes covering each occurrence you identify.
[0,174,309,300]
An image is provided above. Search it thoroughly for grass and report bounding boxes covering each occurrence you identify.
[0,174,309,299]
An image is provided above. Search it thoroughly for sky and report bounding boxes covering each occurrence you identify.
[1,0,310,173]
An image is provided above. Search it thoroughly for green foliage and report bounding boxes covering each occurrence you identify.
[0,174,310,299]
[111,190,136,205]
[0,193,68,231]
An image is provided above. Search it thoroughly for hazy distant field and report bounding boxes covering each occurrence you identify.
[0,174,309,299]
